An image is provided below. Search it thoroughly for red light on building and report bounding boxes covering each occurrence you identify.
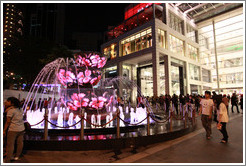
[124,3,161,20]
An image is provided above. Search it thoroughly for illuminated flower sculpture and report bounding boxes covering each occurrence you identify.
[57,52,114,112]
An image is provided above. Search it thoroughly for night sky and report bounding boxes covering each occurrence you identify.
[65,3,130,32]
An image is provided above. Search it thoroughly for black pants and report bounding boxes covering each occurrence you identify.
[231,104,239,113]
[219,122,228,141]
[201,115,212,137]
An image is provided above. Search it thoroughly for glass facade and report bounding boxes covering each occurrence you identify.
[103,43,117,60]
[158,29,166,49]
[169,12,183,34]
[198,13,243,91]
[189,64,200,81]
[187,44,199,61]
[121,28,152,56]
[140,66,153,97]
[159,63,165,95]
[213,72,243,84]
[187,24,197,43]
[169,35,184,56]
[202,69,211,83]
[171,65,180,95]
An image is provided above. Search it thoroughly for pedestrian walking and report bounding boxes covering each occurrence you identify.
[199,91,214,140]
[239,94,243,113]
[215,95,229,143]
[222,94,229,115]
[231,93,240,113]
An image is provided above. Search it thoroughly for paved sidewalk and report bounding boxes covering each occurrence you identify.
[3,113,243,164]
[116,113,243,163]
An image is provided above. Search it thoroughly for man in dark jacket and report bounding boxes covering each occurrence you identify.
[231,93,239,113]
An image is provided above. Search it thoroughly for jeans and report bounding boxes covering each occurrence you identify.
[219,122,228,141]
[5,130,25,162]
[201,114,212,137]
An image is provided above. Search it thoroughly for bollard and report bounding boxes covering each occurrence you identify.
[169,107,173,132]
[184,112,187,128]
[164,103,166,113]
[80,108,84,140]
[116,108,120,139]
[179,103,182,115]
[169,110,173,132]
[44,108,48,140]
[147,111,150,136]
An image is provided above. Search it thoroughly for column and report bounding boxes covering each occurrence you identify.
[164,55,171,95]
[212,20,220,93]
[162,3,169,25]
[185,62,190,94]
[117,62,123,97]
[152,51,160,97]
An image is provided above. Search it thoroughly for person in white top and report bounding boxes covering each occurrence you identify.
[3,97,25,163]
[199,91,214,139]
[215,95,229,143]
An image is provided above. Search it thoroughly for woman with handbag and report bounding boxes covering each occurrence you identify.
[215,95,229,143]
[3,97,25,162]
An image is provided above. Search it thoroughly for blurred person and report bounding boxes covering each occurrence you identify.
[199,91,214,140]
[3,97,25,163]
[222,94,229,115]
[216,95,229,143]
[171,94,179,115]
[231,93,239,113]
[239,94,243,113]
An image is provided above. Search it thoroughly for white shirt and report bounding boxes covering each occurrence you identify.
[200,98,214,115]
[217,103,229,123]
[7,108,25,132]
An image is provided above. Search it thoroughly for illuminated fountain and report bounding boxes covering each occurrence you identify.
[23,52,153,131]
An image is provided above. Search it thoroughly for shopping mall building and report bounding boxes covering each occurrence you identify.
[101,3,244,98]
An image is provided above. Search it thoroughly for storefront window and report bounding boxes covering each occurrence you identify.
[169,12,184,34]
[190,84,201,95]
[171,65,180,95]
[158,29,166,49]
[187,24,197,43]
[121,28,152,56]
[160,63,165,95]
[103,43,117,60]
[169,35,184,56]
[187,44,199,61]
[140,67,153,97]
[189,64,200,81]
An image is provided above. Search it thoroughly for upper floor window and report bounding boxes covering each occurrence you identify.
[169,12,184,35]
[187,24,197,43]
[187,44,199,61]
[158,29,166,49]
[103,43,117,60]
[120,28,152,56]
[169,34,184,56]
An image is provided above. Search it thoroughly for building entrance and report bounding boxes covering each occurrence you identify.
[171,63,184,95]
[137,65,153,97]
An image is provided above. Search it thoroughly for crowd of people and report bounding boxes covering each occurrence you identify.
[137,92,243,115]
[2,91,243,162]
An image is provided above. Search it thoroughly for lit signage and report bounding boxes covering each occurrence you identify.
[124,3,162,20]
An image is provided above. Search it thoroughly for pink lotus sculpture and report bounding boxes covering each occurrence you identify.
[57,52,114,112]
